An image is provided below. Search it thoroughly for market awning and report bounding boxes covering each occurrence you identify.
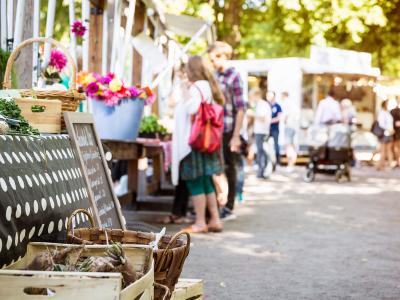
[164,13,215,44]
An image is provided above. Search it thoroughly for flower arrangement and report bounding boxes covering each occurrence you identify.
[71,20,87,38]
[42,48,68,85]
[77,71,156,107]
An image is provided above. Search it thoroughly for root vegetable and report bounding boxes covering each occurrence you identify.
[78,256,117,273]
[106,242,136,287]
[26,251,54,271]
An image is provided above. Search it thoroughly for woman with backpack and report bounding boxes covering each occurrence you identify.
[377,100,394,170]
[172,55,225,234]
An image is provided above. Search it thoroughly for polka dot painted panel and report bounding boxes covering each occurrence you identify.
[0,135,92,266]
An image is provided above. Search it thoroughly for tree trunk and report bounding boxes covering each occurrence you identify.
[15,1,33,88]
[221,0,243,55]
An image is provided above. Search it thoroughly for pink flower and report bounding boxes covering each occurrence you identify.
[100,73,115,85]
[49,49,67,71]
[145,94,156,105]
[71,20,87,37]
[128,86,140,98]
[87,82,99,96]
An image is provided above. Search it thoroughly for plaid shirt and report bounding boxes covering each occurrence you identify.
[216,67,245,133]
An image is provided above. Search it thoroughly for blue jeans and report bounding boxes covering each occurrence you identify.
[236,156,245,194]
[255,134,267,177]
[270,129,280,165]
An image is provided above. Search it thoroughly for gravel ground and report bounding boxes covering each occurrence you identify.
[168,166,400,299]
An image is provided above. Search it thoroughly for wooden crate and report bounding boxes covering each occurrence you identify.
[0,242,154,300]
[171,279,203,300]
[16,98,62,133]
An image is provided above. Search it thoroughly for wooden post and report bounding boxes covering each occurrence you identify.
[132,1,145,86]
[88,2,104,73]
[14,1,33,88]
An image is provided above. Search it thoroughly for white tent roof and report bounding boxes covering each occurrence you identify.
[164,13,215,43]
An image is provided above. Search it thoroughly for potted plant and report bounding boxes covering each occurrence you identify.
[77,71,155,141]
[139,114,169,140]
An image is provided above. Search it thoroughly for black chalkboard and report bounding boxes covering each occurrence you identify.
[64,112,125,229]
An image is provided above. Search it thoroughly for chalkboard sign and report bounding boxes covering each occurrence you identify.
[64,112,126,229]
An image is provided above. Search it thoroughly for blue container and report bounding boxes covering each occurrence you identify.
[91,97,145,141]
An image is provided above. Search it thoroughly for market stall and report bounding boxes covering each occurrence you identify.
[232,46,381,156]
[0,0,206,298]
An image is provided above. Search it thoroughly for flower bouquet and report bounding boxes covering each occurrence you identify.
[42,49,68,86]
[77,71,156,141]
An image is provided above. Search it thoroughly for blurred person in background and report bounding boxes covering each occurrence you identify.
[340,98,357,125]
[314,89,342,126]
[390,96,400,167]
[281,91,299,173]
[208,41,245,221]
[253,88,272,178]
[161,66,191,225]
[267,91,282,167]
[377,100,394,171]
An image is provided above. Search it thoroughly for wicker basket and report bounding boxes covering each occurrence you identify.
[2,37,85,125]
[67,209,191,300]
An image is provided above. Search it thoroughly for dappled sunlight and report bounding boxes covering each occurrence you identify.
[306,210,337,221]
[221,242,284,259]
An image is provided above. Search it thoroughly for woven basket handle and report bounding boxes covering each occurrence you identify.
[66,208,95,240]
[156,231,191,272]
[154,283,170,300]
[2,37,77,90]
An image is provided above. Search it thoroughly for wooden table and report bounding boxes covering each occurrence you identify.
[103,140,166,206]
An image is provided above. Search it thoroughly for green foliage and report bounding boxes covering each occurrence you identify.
[0,99,40,135]
[0,48,17,88]
[169,0,400,77]
[139,114,167,135]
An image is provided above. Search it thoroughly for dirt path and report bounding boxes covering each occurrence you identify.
[170,166,400,299]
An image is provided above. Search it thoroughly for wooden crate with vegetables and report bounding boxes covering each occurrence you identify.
[0,242,154,300]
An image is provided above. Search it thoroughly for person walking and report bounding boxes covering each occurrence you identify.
[281,91,299,173]
[252,88,272,178]
[390,96,400,167]
[171,56,225,233]
[267,91,282,167]
[377,100,394,171]
[208,42,245,221]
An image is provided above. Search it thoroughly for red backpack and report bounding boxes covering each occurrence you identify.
[189,84,224,153]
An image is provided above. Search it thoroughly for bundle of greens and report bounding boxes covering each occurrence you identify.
[0,98,39,135]
[24,242,137,289]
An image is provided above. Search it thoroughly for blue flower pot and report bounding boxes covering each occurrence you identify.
[91,97,145,141]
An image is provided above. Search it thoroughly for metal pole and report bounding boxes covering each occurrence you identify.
[0,0,7,50]
[81,0,90,71]
[13,0,25,49]
[43,0,56,67]
[101,3,108,74]
[6,0,13,50]
[69,0,77,64]
[32,0,40,87]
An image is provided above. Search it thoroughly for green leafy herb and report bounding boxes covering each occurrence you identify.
[139,114,168,135]
[0,98,40,135]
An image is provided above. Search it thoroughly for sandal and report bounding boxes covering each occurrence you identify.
[182,225,208,234]
[208,226,223,233]
[158,215,180,224]
[207,222,223,233]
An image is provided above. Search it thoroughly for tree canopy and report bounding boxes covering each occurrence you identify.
[165,0,400,77]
